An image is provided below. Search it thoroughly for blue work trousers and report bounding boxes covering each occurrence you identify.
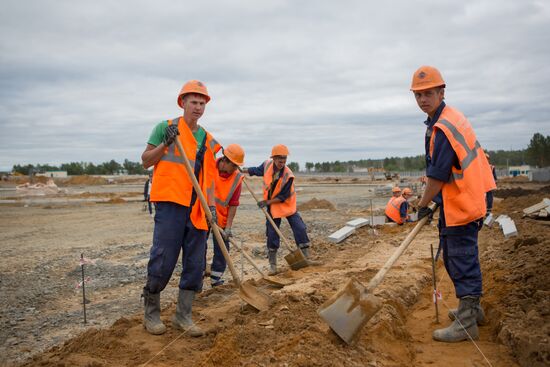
[210,230,230,283]
[439,219,483,298]
[145,202,207,293]
[486,191,494,213]
[266,211,310,250]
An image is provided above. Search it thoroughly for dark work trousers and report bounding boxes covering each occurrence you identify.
[210,230,230,284]
[145,202,207,293]
[266,210,310,251]
[439,218,483,298]
[486,191,494,213]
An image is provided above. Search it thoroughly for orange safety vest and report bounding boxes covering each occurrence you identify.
[150,117,221,230]
[214,161,244,229]
[385,196,407,224]
[262,160,297,219]
[429,105,496,226]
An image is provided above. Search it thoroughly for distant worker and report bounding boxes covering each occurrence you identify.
[385,187,413,224]
[140,80,221,337]
[412,66,496,342]
[143,171,153,216]
[209,144,245,287]
[485,153,497,216]
[391,186,401,198]
[243,144,312,275]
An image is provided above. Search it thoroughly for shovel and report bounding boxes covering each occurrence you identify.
[229,238,292,288]
[318,203,438,344]
[241,177,309,271]
[174,138,271,312]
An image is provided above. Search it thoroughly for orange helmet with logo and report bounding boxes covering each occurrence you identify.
[271,144,289,157]
[410,66,445,92]
[223,144,245,166]
[177,80,210,108]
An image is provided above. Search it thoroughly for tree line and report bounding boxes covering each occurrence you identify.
[11,133,549,175]
[12,159,148,176]
[292,132,550,173]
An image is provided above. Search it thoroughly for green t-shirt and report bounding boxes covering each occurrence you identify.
[147,121,206,150]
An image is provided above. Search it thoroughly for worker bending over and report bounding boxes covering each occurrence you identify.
[385,187,413,225]
[412,66,495,342]
[244,144,311,275]
[141,80,221,337]
[209,144,245,287]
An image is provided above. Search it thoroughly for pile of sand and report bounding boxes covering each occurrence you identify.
[61,175,109,186]
[297,197,336,211]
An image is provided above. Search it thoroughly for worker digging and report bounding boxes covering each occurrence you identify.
[385,187,414,225]
[243,144,317,275]
[412,65,496,342]
[208,143,245,287]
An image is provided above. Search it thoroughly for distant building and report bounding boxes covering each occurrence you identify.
[508,165,531,177]
[36,170,68,178]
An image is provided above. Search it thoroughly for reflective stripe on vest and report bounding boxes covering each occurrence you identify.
[437,118,482,182]
[429,105,496,226]
[215,172,244,207]
[385,196,406,224]
[159,118,196,167]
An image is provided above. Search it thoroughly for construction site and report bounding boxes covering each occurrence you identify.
[0,174,548,367]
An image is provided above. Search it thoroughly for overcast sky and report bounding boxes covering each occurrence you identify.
[1,0,549,171]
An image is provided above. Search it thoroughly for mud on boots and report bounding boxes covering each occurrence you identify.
[268,248,278,275]
[433,296,480,342]
[142,288,167,335]
[448,302,487,326]
[172,289,204,337]
[299,243,322,266]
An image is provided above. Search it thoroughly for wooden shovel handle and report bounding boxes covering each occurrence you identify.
[241,177,297,253]
[366,202,438,291]
[229,238,268,277]
[173,138,241,287]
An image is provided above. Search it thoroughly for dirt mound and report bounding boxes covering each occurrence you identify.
[480,196,550,367]
[106,197,126,204]
[61,175,109,186]
[298,197,336,211]
[494,185,550,198]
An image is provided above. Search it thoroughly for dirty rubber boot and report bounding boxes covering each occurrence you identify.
[300,245,322,266]
[268,249,278,275]
[433,296,479,342]
[448,302,487,325]
[142,288,167,335]
[172,289,204,337]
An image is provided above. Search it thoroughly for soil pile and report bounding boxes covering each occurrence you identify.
[494,185,550,198]
[61,175,108,186]
[298,197,336,211]
[479,195,550,367]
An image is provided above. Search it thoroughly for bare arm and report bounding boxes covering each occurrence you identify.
[141,143,168,169]
[418,177,445,207]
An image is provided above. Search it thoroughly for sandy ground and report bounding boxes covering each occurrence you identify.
[0,175,548,366]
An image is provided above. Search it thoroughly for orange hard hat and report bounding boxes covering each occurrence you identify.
[223,144,245,166]
[402,188,412,195]
[410,66,446,92]
[392,186,402,193]
[271,144,289,157]
[177,80,210,108]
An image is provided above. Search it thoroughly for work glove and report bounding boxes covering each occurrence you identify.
[224,227,233,239]
[257,200,268,209]
[208,206,218,228]
[417,206,434,223]
[163,124,179,146]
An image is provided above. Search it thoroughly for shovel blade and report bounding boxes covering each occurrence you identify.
[318,278,382,344]
[239,280,271,312]
[284,250,309,270]
[262,275,293,288]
